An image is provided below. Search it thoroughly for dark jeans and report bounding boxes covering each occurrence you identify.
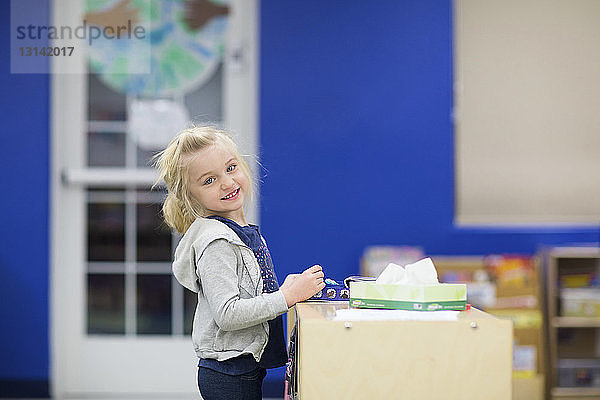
[197,366,267,400]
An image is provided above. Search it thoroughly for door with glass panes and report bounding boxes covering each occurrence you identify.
[51,0,258,397]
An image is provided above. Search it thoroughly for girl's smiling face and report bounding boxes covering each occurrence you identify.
[187,144,249,225]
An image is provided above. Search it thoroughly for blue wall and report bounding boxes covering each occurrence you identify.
[0,0,50,397]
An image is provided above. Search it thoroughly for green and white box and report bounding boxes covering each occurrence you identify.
[349,282,467,311]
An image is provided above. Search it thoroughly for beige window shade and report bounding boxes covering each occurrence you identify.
[455,0,600,224]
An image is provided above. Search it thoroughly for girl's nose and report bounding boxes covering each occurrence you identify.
[221,174,236,189]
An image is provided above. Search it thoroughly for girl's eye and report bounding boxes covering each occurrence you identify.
[226,164,236,172]
[204,177,215,185]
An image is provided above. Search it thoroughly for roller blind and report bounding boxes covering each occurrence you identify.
[455,0,600,224]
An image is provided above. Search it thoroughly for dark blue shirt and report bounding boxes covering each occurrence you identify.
[198,216,288,375]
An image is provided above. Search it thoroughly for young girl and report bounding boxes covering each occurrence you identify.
[154,125,325,400]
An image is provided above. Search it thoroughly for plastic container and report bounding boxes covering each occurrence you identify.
[560,288,600,317]
[558,359,600,387]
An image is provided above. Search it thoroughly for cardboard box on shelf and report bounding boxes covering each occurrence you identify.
[489,309,543,329]
[513,374,544,400]
[513,345,537,378]
[490,309,545,375]
[487,255,541,308]
[432,256,495,309]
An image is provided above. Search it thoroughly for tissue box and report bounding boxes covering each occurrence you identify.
[349,282,467,311]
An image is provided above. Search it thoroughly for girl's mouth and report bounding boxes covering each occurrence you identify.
[221,188,240,200]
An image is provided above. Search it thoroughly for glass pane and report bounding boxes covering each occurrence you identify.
[88,202,125,261]
[88,132,126,167]
[137,274,172,335]
[184,288,197,335]
[88,274,125,334]
[184,62,223,122]
[88,72,127,121]
[137,146,161,168]
[137,203,172,262]
[88,188,126,203]
[136,187,167,203]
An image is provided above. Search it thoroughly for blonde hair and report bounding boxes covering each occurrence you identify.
[153,125,254,234]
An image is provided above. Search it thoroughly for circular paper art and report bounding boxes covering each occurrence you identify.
[86,0,229,96]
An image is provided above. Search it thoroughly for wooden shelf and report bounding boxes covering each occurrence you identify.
[548,247,600,258]
[553,317,600,328]
[551,386,600,398]
[545,246,600,400]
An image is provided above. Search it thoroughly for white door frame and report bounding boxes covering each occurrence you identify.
[50,0,259,397]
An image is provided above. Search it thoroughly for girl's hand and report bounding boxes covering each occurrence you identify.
[280,265,326,308]
[279,273,300,292]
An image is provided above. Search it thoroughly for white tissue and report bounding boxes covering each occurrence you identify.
[374,262,406,284]
[375,257,439,285]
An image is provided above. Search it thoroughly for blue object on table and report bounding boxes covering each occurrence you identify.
[307,278,349,301]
